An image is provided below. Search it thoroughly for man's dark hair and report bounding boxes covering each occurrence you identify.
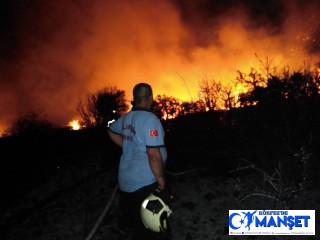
[133,83,153,104]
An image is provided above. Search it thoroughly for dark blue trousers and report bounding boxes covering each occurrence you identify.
[119,182,169,240]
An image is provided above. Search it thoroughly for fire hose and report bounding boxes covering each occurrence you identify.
[85,184,119,240]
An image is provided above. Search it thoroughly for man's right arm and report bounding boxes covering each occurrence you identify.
[107,129,123,147]
[147,147,166,190]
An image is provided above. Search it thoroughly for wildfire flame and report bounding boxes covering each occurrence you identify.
[68,120,81,131]
[0,125,6,137]
[0,0,320,132]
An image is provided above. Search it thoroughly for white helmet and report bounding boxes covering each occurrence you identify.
[140,192,173,233]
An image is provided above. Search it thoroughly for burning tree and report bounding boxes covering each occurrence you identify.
[198,77,245,111]
[153,95,207,120]
[153,95,182,120]
[198,78,220,111]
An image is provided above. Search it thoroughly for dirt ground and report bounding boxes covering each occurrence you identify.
[1,162,319,240]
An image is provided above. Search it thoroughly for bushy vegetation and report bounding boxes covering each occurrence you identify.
[7,111,54,137]
[76,86,128,128]
[4,64,320,208]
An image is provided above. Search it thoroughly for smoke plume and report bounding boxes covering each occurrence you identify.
[0,0,319,133]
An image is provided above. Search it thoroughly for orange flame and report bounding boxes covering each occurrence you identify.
[0,124,6,137]
[0,1,319,132]
[68,119,81,130]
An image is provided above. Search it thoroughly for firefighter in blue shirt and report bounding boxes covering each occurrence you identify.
[108,83,170,239]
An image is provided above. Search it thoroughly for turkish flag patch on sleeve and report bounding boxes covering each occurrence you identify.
[149,129,158,137]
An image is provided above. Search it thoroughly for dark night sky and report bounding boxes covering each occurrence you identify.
[1,0,320,134]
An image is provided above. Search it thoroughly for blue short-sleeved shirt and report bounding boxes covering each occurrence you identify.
[109,108,167,192]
